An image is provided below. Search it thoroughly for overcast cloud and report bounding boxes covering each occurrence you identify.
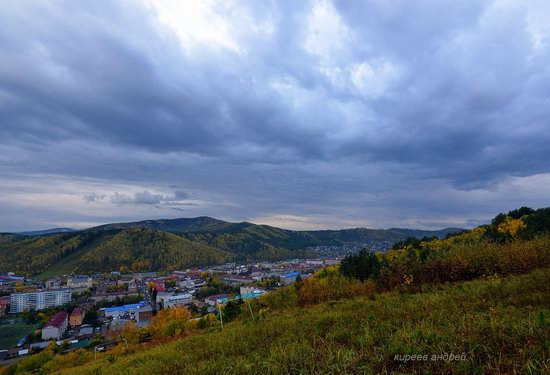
[1,0,549,231]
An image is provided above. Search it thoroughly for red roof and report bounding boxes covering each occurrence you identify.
[0,296,10,306]
[45,311,68,329]
[153,282,165,292]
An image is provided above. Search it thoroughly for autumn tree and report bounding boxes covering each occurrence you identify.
[149,306,191,338]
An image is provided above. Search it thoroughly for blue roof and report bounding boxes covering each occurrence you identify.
[239,291,263,300]
[104,302,146,313]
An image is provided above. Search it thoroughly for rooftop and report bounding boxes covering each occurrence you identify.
[206,294,229,300]
[165,293,192,301]
[282,271,300,278]
[44,311,68,329]
[70,307,84,317]
[103,302,147,314]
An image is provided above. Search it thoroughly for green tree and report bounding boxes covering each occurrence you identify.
[340,249,381,281]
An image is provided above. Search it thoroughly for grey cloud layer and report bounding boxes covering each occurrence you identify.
[1,0,549,231]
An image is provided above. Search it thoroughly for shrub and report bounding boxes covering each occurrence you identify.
[342,233,550,291]
[297,272,375,306]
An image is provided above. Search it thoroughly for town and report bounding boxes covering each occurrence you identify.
[0,258,340,364]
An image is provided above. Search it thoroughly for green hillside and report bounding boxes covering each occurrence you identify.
[48,268,550,374]
[74,228,234,273]
[35,232,116,280]
[92,216,240,233]
[0,217,463,276]
[6,206,550,374]
[0,231,105,276]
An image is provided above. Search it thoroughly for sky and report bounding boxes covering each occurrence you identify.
[1,0,550,232]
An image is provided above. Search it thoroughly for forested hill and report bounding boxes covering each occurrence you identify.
[0,216,462,276]
[35,206,550,374]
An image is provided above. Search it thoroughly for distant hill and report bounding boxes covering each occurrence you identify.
[388,227,466,239]
[0,216,465,276]
[92,216,241,233]
[15,227,76,236]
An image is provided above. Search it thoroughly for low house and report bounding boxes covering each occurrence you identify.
[205,294,229,307]
[132,272,157,280]
[42,311,69,340]
[90,291,139,303]
[78,325,94,338]
[177,279,196,289]
[220,275,255,286]
[306,259,324,266]
[45,278,62,290]
[239,286,266,300]
[117,278,137,292]
[249,271,264,282]
[69,307,84,327]
[239,286,264,296]
[67,276,93,292]
[163,293,192,309]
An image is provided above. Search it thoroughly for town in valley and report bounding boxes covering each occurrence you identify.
[0,257,340,362]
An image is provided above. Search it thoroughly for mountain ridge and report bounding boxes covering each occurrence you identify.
[14,227,77,236]
[0,216,465,276]
[84,216,464,237]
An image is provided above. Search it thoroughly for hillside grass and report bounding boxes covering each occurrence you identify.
[0,323,38,350]
[34,234,115,280]
[57,268,550,375]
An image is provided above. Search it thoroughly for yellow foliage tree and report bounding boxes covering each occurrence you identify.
[498,218,525,237]
[149,306,191,339]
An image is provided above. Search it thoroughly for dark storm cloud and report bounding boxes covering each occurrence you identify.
[1,0,550,231]
[83,193,106,203]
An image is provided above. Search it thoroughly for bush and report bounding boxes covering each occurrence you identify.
[340,231,550,291]
[14,351,53,373]
[297,273,376,306]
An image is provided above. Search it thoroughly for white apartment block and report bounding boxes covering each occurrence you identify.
[10,289,72,313]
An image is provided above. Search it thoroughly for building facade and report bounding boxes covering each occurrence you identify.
[67,276,93,292]
[163,293,192,308]
[44,278,62,290]
[69,307,84,327]
[10,289,71,313]
[136,305,153,327]
[206,294,229,307]
[41,311,69,340]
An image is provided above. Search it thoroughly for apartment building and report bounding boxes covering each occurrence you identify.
[10,289,71,313]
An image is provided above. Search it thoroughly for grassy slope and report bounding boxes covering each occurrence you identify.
[0,323,38,350]
[62,268,550,374]
[34,233,116,280]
